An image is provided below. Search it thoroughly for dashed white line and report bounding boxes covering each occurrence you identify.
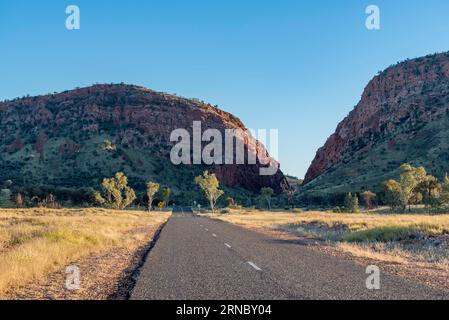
[247,261,262,271]
[224,243,231,248]
[205,228,209,231]
[212,234,217,237]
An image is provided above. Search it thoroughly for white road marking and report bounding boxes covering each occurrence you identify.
[224,243,231,248]
[205,228,209,231]
[212,234,217,237]
[247,261,262,271]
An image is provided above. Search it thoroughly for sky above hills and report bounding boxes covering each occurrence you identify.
[1,0,449,178]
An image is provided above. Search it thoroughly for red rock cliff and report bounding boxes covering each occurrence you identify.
[304,52,449,184]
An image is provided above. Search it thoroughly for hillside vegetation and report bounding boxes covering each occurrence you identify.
[302,52,449,203]
[0,84,286,207]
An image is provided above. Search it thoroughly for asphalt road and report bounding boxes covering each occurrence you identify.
[131,208,449,300]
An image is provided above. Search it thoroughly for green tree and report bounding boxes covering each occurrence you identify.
[382,179,402,210]
[361,191,376,210]
[260,187,274,210]
[226,197,235,208]
[157,201,165,211]
[439,174,449,208]
[398,164,426,211]
[344,193,359,213]
[417,175,441,209]
[409,191,423,206]
[0,189,13,208]
[382,164,428,212]
[94,172,136,210]
[162,188,171,208]
[195,171,224,213]
[146,181,160,211]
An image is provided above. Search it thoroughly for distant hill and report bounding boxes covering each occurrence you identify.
[285,175,303,188]
[302,52,449,203]
[0,84,287,205]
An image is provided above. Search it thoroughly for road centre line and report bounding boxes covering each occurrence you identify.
[247,261,262,271]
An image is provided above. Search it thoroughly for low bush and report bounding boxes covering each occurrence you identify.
[333,207,343,213]
[342,226,426,242]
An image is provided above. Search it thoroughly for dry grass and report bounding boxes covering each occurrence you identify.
[0,208,170,296]
[206,209,449,269]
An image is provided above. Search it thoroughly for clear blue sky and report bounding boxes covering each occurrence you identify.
[1,0,448,178]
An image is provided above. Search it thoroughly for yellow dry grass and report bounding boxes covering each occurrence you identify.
[206,209,449,268]
[208,210,449,236]
[0,208,170,295]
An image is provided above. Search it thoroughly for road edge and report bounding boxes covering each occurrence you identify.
[113,216,171,300]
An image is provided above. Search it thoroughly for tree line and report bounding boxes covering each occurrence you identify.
[91,170,284,213]
[0,169,285,211]
[90,170,224,212]
[93,172,172,211]
[382,163,449,212]
[338,163,449,213]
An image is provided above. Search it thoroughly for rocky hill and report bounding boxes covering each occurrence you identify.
[302,52,449,201]
[0,84,287,205]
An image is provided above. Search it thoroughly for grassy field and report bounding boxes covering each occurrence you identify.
[206,209,449,268]
[0,208,170,296]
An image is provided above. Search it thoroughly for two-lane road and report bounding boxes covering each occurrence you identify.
[131,209,449,300]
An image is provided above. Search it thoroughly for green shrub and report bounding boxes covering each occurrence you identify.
[226,197,235,207]
[344,193,359,213]
[0,189,14,208]
[342,226,425,243]
[333,207,343,213]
